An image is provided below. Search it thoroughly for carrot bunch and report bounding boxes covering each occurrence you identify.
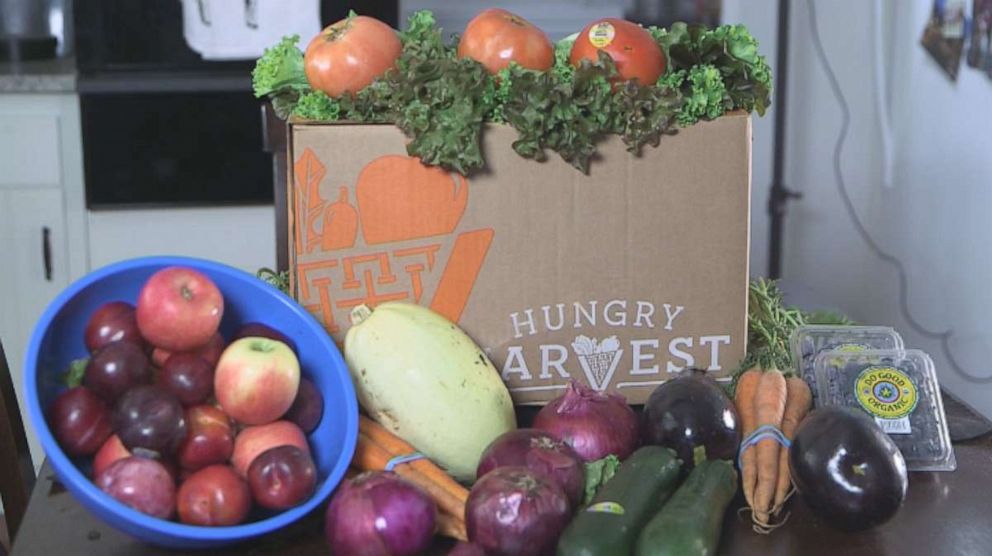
[352,415,469,541]
[735,367,812,532]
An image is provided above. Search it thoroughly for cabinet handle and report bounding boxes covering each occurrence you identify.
[42,226,52,281]
[245,0,258,29]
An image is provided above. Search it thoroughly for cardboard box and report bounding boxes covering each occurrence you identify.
[287,113,751,404]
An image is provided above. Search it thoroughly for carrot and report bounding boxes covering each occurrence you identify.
[734,368,762,511]
[354,432,466,521]
[772,376,813,516]
[359,415,469,504]
[437,511,469,542]
[752,369,787,526]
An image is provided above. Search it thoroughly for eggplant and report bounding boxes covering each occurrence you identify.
[790,406,908,531]
[641,370,740,470]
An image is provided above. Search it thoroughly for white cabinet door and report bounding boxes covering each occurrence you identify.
[0,94,88,281]
[0,188,70,469]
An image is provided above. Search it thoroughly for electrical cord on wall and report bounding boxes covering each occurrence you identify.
[805,0,991,382]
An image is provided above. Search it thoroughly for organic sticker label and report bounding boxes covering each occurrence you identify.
[586,501,625,515]
[833,342,870,353]
[588,22,616,48]
[856,366,918,434]
[822,342,870,366]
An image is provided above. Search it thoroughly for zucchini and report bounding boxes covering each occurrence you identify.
[344,302,516,481]
[557,446,681,556]
[634,459,737,556]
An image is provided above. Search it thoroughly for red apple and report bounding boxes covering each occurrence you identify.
[136,266,223,352]
[151,332,226,368]
[214,337,300,425]
[231,420,309,477]
[93,434,131,477]
[232,322,297,354]
[177,405,235,471]
[177,465,251,526]
[84,301,145,353]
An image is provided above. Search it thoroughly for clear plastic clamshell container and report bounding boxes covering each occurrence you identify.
[790,325,904,405]
[813,348,956,471]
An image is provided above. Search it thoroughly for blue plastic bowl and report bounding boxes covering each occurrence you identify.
[24,256,358,549]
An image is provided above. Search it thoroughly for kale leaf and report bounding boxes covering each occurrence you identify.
[252,35,309,119]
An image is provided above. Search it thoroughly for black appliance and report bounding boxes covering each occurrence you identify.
[0,0,60,61]
[75,1,397,210]
[80,91,273,208]
[76,1,266,209]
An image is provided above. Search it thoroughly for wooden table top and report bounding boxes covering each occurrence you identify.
[13,398,992,555]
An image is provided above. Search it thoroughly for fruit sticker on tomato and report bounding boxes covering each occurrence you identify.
[569,18,666,85]
[304,14,401,98]
[587,21,617,48]
[457,9,554,74]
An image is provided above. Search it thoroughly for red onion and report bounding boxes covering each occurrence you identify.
[449,542,487,556]
[324,471,436,556]
[476,428,584,506]
[533,380,640,461]
[466,467,572,556]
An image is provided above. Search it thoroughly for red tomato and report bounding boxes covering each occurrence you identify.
[569,18,666,85]
[457,8,554,74]
[304,15,401,97]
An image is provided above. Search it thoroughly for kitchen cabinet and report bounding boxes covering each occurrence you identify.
[0,93,86,470]
[0,189,70,381]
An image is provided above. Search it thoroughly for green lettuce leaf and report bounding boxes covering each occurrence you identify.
[64,358,89,388]
[583,454,622,505]
[253,14,772,174]
[251,35,308,119]
[293,91,342,121]
[502,52,619,173]
[552,35,577,82]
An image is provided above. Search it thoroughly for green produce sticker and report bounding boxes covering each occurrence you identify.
[586,502,625,515]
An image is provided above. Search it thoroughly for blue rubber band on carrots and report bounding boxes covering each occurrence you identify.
[737,425,791,471]
[385,452,427,471]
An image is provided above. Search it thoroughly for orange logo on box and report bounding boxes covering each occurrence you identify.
[293,150,493,333]
[356,155,469,244]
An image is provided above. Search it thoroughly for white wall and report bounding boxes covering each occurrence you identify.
[781,0,992,415]
[722,0,778,278]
